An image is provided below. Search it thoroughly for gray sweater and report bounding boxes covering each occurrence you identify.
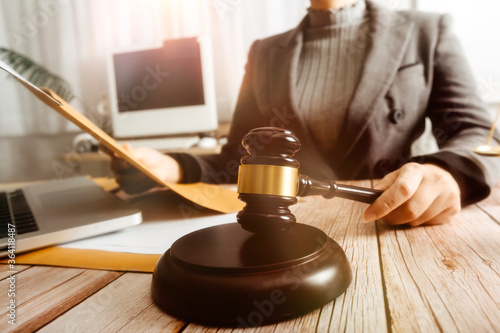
[296,0,369,152]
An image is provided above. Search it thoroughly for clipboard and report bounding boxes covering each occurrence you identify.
[0,60,244,214]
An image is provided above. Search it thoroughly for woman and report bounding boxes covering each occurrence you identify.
[110,0,500,227]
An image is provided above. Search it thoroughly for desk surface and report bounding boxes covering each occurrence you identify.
[0,131,226,183]
[1,180,500,332]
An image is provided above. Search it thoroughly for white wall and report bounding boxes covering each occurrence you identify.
[416,0,500,107]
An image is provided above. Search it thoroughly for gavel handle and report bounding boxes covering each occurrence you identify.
[332,183,383,204]
[297,175,383,204]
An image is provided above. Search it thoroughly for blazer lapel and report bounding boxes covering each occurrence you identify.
[269,17,305,119]
[333,0,415,164]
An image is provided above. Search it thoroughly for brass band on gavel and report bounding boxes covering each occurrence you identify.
[237,164,299,197]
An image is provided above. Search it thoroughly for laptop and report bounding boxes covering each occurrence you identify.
[0,177,142,257]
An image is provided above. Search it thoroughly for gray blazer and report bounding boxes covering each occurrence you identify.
[178,1,500,205]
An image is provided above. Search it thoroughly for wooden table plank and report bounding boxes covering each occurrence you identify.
[477,182,500,225]
[39,272,183,332]
[0,268,121,332]
[0,266,85,312]
[184,310,321,333]
[377,204,500,332]
[182,326,220,333]
[310,184,389,333]
[117,302,186,333]
[297,191,388,332]
[0,264,31,280]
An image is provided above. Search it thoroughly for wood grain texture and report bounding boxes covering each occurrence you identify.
[184,309,321,333]
[477,181,500,225]
[0,266,84,312]
[117,302,185,333]
[0,268,121,333]
[297,184,388,332]
[0,264,31,280]
[301,181,388,333]
[377,204,500,332]
[38,272,182,333]
[182,325,220,333]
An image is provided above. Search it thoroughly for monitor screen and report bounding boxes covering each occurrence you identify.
[113,38,205,113]
[107,36,218,139]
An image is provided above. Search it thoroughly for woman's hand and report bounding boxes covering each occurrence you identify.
[363,163,461,227]
[106,143,182,194]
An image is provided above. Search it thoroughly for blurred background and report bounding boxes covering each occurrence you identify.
[0,0,499,182]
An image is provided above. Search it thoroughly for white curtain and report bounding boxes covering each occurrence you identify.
[0,0,310,137]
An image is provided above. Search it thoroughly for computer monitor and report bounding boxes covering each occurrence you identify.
[107,37,218,139]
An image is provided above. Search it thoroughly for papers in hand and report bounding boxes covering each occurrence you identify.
[0,61,244,213]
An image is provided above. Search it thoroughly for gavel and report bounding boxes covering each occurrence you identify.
[152,127,357,326]
[236,127,383,233]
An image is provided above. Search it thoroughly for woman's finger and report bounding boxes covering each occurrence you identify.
[379,185,437,225]
[364,163,424,223]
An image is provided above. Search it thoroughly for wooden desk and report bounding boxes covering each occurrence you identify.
[1,181,499,332]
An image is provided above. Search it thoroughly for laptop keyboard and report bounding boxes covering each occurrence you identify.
[0,190,39,238]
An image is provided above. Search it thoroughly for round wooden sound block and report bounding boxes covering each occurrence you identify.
[151,223,352,327]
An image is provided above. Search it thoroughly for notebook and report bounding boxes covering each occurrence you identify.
[0,176,142,257]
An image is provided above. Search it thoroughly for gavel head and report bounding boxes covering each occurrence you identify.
[236,127,302,234]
